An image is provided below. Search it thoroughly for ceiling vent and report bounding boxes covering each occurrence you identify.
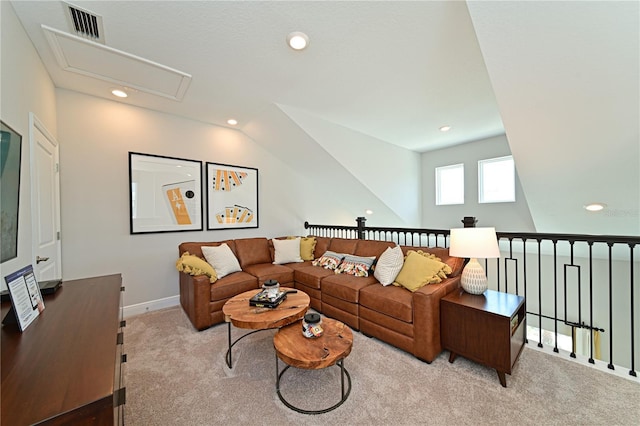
[63,2,105,44]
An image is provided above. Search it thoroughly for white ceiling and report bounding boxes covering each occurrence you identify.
[9,0,640,235]
[10,0,504,152]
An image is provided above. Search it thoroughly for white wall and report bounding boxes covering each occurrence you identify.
[56,91,409,311]
[421,134,536,232]
[0,2,57,286]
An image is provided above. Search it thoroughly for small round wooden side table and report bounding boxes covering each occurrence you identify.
[222,288,309,369]
[273,317,353,414]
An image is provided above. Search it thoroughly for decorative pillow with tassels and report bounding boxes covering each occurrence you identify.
[312,250,344,270]
[176,252,217,283]
[393,250,452,291]
[335,254,376,277]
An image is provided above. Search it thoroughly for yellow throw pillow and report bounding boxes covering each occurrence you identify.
[176,252,217,283]
[299,237,317,261]
[393,250,451,292]
[287,236,317,261]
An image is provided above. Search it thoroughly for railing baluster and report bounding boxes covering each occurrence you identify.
[630,244,637,378]
[538,239,543,348]
[588,241,595,364]
[608,242,615,370]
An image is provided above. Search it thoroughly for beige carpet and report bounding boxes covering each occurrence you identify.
[124,307,639,425]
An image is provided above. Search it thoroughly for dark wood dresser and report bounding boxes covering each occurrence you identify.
[1,274,126,425]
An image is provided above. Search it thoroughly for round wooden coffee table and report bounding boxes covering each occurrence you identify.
[273,317,353,414]
[222,288,309,368]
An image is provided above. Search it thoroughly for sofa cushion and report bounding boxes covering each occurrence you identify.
[354,239,396,258]
[176,252,217,283]
[272,237,303,264]
[373,245,404,286]
[202,243,242,279]
[312,236,331,259]
[360,283,413,323]
[294,265,335,290]
[209,271,258,302]
[326,238,358,255]
[312,251,344,270]
[334,254,376,277]
[321,274,377,303]
[394,250,451,292]
[234,237,272,268]
[243,263,294,286]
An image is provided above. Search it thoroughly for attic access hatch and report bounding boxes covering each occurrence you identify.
[41,24,191,101]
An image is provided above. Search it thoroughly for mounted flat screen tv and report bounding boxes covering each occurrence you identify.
[1,120,22,263]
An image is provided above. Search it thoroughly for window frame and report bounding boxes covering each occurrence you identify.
[478,155,515,204]
[435,163,465,206]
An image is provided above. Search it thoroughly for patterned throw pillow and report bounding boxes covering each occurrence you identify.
[373,245,404,285]
[312,251,344,270]
[335,254,376,277]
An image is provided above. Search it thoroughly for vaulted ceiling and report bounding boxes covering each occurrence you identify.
[9,1,639,236]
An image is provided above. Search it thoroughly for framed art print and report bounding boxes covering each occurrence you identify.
[206,162,258,230]
[0,120,22,262]
[129,152,203,234]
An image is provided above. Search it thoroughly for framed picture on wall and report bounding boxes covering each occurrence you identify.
[1,120,22,262]
[206,162,258,230]
[129,152,203,234]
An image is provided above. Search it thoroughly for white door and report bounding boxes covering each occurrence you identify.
[30,113,62,280]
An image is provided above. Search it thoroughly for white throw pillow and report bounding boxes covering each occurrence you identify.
[374,245,404,286]
[201,243,242,279]
[272,238,303,264]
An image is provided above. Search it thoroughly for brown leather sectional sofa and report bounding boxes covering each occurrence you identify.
[178,236,464,363]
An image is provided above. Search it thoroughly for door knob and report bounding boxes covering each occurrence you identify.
[36,256,50,264]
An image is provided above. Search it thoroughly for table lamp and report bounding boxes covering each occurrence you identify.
[449,227,500,295]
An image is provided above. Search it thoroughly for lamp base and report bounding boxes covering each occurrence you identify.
[460,258,488,295]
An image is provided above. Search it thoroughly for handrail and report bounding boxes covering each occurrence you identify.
[304,217,639,380]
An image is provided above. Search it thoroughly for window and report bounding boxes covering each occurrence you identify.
[435,163,464,205]
[478,156,515,203]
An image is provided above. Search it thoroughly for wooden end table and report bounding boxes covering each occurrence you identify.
[222,288,310,369]
[273,317,353,414]
[441,288,526,387]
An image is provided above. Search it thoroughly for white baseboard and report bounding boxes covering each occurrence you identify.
[123,295,180,318]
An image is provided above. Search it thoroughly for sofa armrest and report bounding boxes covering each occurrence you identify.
[179,272,212,331]
[411,275,461,362]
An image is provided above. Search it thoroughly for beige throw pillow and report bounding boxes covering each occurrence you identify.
[201,243,242,279]
[373,245,404,286]
[273,238,304,264]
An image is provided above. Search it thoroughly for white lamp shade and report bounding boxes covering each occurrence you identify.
[449,227,500,259]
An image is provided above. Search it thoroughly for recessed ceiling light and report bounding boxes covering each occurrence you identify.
[365,209,374,215]
[584,203,606,212]
[287,32,309,50]
[439,125,451,132]
[111,89,128,98]
[227,119,238,126]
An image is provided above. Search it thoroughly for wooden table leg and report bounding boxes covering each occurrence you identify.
[448,351,457,363]
[497,370,507,387]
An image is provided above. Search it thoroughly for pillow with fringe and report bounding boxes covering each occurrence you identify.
[176,252,217,283]
[393,250,452,291]
[312,250,344,270]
